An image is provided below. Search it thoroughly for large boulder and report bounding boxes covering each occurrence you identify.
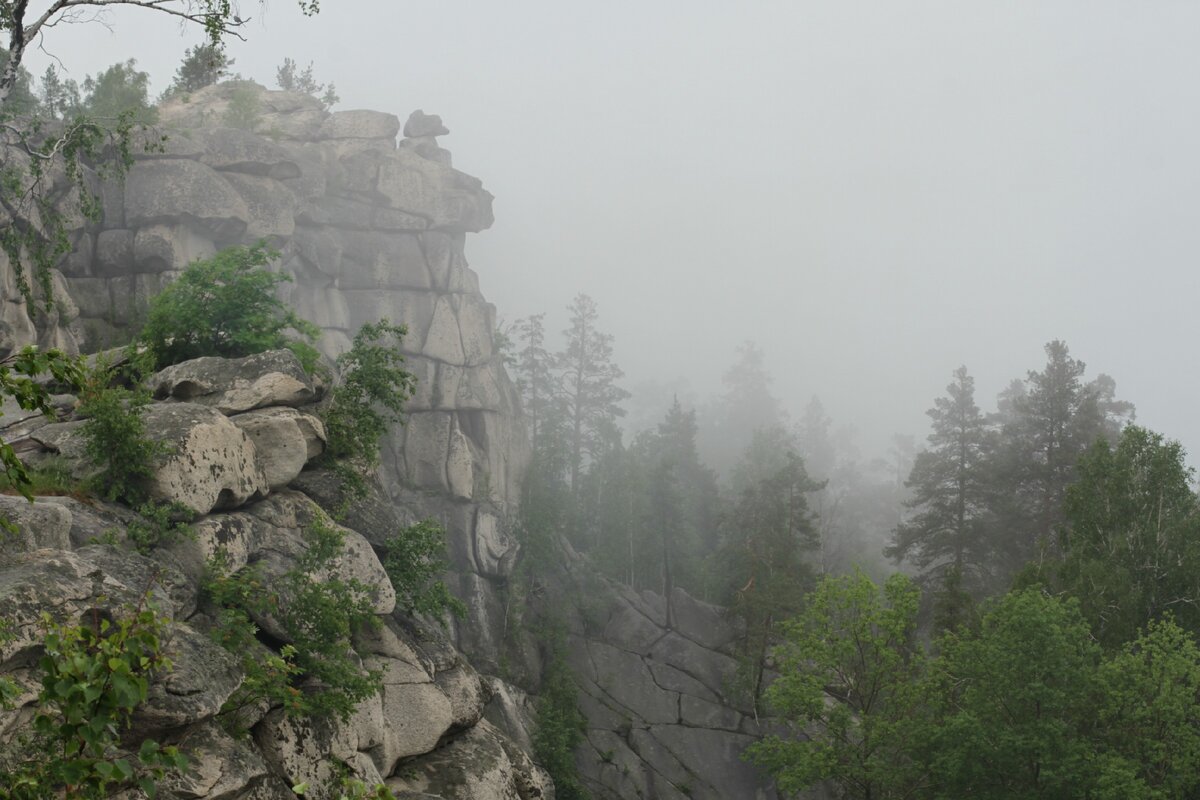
[124,159,250,242]
[376,148,493,233]
[0,546,190,661]
[141,402,269,515]
[230,407,326,489]
[387,720,553,800]
[149,350,316,414]
[0,495,73,554]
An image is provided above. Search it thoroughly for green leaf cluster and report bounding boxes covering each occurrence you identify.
[753,574,1200,800]
[135,242,320,372]
[76,360,167,505]
[382,519,465,620]
[204,514,382,727]
[531,624,589,800]
[0,347,82,509]
[0,606,186,799]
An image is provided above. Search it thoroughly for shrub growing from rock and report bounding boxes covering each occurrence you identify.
[204,515,383,726]
[383,519,465,621]
[135,242,320,372]
[0,604,187,798]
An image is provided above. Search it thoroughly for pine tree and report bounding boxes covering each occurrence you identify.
[720,441,822,709]
[699,341,784,480]
[995,341,1131,571]
[167,43,232,96]
[556,294,628,499]
[888,366,995,602]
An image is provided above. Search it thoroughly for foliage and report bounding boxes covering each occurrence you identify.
[221,80,261,130]
[320,320,415,498]
[557,293,629,497]
[38,66,81,119]
[275,58,339,107]
[532,625,589,800]
[0,346,82,511]
[748,571,926,800]
[203,553,306,731]
[81,60,157,124]
[135,242,320,371]
[720,439,822,707]
[1055,425,1200,648]
[278,517,382,720]
[887,366,996,604]
[124,501,195,555]
[1091,617,1200,798]
[204,514,382,726]
[924,588,1101,799]
[382,519,465,620]
[165,43,232,96]
[76,360,166,505]
[0,605,187,799]
[990,340,1131,573]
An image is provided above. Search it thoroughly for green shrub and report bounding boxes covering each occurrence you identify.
[135,242,320,372]
[125,501,195,554]
[76,361,166,505]
[204,515,382,727]
[222,81,261,130]
[320,320,416,502]
[0,605,187,799]
[0,347,83,519]
[383,519,465,621]
[322,320,415,465]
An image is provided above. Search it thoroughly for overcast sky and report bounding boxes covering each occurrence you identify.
[31,1,1200,462]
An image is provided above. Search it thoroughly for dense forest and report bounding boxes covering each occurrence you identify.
[511,293,1200,799]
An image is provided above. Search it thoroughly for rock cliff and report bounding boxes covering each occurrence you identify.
[0,83,792,799]
[0,348,551,799]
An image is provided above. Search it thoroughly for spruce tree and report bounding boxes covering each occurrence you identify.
[888,366,994,603]
[556,294,628,499]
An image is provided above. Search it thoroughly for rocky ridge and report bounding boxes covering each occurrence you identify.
[0,83,793,799]
[0,349,551,799]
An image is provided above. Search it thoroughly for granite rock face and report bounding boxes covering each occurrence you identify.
[0,83,799,799]
[0,352,550,800]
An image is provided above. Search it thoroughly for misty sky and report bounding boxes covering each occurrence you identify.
[32,2,1200,463]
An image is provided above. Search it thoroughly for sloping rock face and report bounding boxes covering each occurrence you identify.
[503,544,798,800]
[0,352,551,800]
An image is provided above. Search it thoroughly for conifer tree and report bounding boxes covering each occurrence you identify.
[556,294,628,499]
[888,366,995,604]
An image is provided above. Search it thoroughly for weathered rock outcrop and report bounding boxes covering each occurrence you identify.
[0,83,794,799]
[0,351,551,800]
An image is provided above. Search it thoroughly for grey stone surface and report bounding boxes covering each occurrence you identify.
[149,350,316,414]
[230,406,326,489]
[141,402,269,514]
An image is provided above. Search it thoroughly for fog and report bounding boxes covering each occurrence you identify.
[34,1,1200,461]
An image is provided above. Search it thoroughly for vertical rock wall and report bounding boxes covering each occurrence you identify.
[3,82,529,666]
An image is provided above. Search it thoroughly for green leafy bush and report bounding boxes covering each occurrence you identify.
[0,605,186,799]
[320,320,415,502]
[204,514,382,726]
[382,519,465,621]
[322,320,415,465]
[135,242,320,372]
[0,347,83,511]
[76,361,166,505]
[222,81,261,130]
[125,501,195,554]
